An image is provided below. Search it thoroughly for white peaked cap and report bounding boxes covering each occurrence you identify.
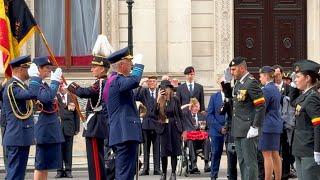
[92,34,114,57]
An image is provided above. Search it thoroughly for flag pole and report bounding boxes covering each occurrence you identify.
[35,25,85,122]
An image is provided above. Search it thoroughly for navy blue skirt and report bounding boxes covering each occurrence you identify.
[258,133,280,151]
[35,143,62,170]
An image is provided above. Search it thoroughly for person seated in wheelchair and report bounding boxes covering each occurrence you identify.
[181,98,211,174]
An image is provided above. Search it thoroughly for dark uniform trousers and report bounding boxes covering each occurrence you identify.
[142,129,160,171]
[225,133,237,180]
[86,137,106,180]
[59,136,74,172]
[295,156,320,180]
[113,141,139,180]
[6,146,30,180]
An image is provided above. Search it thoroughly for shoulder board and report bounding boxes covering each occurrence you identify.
[249,76,255,80]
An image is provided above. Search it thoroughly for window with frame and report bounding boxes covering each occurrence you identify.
[35,0,101,70]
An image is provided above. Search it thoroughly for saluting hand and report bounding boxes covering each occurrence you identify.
[28,63,39,77]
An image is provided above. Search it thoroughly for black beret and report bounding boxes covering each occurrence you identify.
[159,80,174,89]
[259,66,274,73]
[229,56,246,67]
[9,55,31,68]
[293,59,320,74]
[92,56,110,68]
[184,66,195,75]
[107,47,133,64]
[33,56,52,67]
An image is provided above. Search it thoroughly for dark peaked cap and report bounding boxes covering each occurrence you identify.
[259,66,274,73]
[33,56,52,66]
[293,59,320,74]
[107,47,133,64]
[9,55,31,68]
[229,56,246,67]
[92,56,110,68]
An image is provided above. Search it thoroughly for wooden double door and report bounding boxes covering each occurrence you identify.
[234,0,307,72]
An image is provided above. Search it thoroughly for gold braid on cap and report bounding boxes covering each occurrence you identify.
[7,82,33,120]
[189,98,199,106]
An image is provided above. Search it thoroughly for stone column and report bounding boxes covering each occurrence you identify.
[156,0,168,73]
[307,0,320,63]
[102,0,119,50]
[167,0,192,72]
[133,0,157,72]
[213,0,234,77]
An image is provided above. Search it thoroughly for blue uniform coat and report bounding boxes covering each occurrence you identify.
[261,82,283,133]
[107,64,144,147]
[34,80,64,144]
[2,77,41,146]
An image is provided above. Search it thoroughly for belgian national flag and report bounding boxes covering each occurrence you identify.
[0,0,37,77]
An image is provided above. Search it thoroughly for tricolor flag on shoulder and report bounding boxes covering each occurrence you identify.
[0,0,37,77]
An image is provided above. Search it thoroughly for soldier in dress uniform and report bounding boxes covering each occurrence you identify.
[291,59,320,180]
[104,47,144,180]
[229,57,266,180]
[32,56,64,180]
[2,55,42,180]
[67,55,110,180]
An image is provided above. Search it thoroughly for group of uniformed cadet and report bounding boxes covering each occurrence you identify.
[1,36,320,180]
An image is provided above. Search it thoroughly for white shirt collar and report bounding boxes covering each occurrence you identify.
[239,72,250,84]
[186,81,194,86]
[12,75,24,84]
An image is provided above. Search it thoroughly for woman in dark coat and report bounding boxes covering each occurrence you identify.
[156,80,184,180]
[291,60,320,179]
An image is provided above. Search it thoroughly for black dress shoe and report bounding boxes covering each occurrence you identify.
[55,172,64,178]
[139,170,149,176]
[160,173,166,180]
[65,171,73,178]
[154,170,162,175]
[204,163,211,172]
[169,173,176,180]
[211,177,216,180]
[189,167,200,174]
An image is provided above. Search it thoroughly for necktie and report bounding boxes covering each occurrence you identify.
[61,94,66,104]
[189,84,193,95]
[151,92,155,99]
[192,114,197,126]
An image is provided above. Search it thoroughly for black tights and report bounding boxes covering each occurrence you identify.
[161,156,177,174]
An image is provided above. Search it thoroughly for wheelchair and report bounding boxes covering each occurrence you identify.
[177,130,210,177]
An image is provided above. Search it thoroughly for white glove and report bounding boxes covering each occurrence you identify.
[224,67,233,83]
[27,63,39,77]
[246,126,259,138]
[50,68,62,82]
[315,152,320,165]
[132,53,143,65]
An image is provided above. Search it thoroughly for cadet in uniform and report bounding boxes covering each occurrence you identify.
[2,55,41,180]
[258,66,283,180]
[68,55,110,180]
[229,57,266,180]
[105,47,144,180]
[32,56,64,180]
[291,59,320,180]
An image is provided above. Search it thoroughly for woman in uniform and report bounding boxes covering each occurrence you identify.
[156,80,184,180]
[258,66,283,180]
[33,56,64,180]
[291,59,320,180]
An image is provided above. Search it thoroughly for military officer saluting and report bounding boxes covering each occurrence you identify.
[2,55,42,180]
[104,47,144,180]
[67,55,110,180]
[291,59,320,180]
[229,57,266,180]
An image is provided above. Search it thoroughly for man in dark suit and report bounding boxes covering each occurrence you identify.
[273,65,299,179]
[135,76,161,175]
[229,57,266,180]
[182,98,210,174]
[56,85,80,178]
[105,47,144,180]
[176,66,205,112]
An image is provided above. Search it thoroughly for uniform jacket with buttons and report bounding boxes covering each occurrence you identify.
[231,74,266,138]
[107,64,144,147]
[292,87,320,157]
[261,82,283,133]
[34,80,64,144]
[3,77,42,146]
